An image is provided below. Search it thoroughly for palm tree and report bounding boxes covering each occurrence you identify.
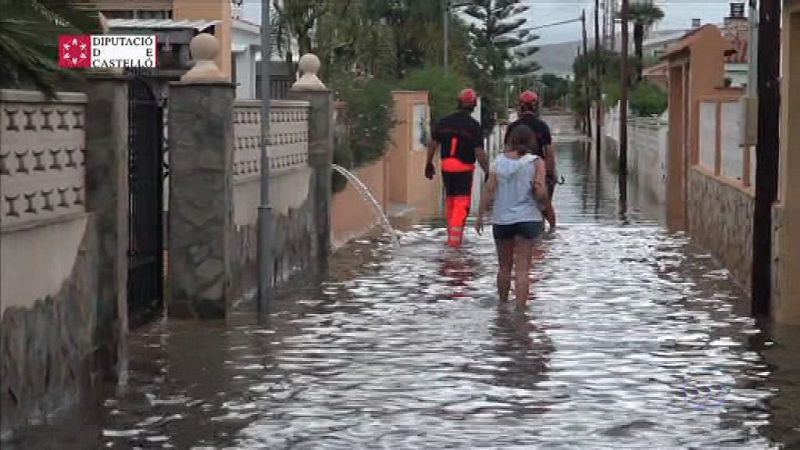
[628,0,664,81]
[0,0,100,96]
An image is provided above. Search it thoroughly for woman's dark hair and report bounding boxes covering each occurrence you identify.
[508,124,540,156]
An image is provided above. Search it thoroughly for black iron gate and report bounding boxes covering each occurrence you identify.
[127,78,164,323]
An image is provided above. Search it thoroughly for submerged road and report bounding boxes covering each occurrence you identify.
[11,134,800,448]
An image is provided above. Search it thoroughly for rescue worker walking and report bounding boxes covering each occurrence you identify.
[425,88,490,247]
[504,91,559,232]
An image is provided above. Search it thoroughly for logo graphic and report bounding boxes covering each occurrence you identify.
[58,35,157,69]
[59,35,91,68]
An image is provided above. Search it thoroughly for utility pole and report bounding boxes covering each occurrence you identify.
[595,0,602,164]
[751,0,781,316]
[582,9,592,138]
[443,0,449,73]
[619,0,629,197]
[602,0,607,49]
[258,0,274,311]
[610,0,616,52]
[747,0,758,97]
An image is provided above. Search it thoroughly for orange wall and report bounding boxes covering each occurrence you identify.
[173,0,232,79]
[387,91,442,217]
[333,90,444,248]
[331,157,388,249]
[665,25,731,230]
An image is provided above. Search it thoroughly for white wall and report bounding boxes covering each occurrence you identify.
[0,90,90,314]
[234,49,256,99]
[232,21,260,99]
[605,102,669,204]
[725,63,749,88]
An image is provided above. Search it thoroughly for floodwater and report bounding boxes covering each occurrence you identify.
[10,137,800,449]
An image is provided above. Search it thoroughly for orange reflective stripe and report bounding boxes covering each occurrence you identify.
[450,136,459,157]
[441,158,475,172]
[445,193,471,247]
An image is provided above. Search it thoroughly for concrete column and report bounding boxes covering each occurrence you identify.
[168,33,235,318]
[288,55,334,265]
[84,71,130,380]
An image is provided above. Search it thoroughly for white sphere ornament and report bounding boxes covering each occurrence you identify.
[181,33,225,82]
[292,53,327,90]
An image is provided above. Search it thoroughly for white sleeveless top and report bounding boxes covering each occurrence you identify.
[490,153,543,225]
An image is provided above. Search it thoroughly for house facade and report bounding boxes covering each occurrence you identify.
[774,0,800,323]
[231,18,260,99]
[91,0,233,80]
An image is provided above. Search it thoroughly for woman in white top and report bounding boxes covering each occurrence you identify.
[475,125,548,305]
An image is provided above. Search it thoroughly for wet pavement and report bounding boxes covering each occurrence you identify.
[10,138,800,449]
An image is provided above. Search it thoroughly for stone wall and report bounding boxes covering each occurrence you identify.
[1,219,97,435]
[687,168,755,290]
[230,99,316,297]
[168,83,234,318]
[0,89,102,435]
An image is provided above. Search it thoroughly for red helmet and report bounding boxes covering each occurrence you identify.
[457,88,477,106]
[519,90,539,104]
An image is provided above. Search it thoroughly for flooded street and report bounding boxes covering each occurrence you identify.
[12,139,800,449]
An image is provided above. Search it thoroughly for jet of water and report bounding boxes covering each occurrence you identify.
[332,164,399,242]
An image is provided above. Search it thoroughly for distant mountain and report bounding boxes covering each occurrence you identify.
[532,40,582,78]
[531,29,689,78]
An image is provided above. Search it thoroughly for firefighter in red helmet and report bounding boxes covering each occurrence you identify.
[504,90,559,232]
[425,88,489,247]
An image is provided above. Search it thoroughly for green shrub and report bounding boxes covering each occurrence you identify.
[570,79,589,117]
[400,66,471,127]
[330,76,395,168]
[603,78,622,108]
[630,80,668,116]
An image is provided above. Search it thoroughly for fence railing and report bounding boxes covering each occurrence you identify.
[232,99,311,182]
[697,96,753,188]
[0,90,87,229]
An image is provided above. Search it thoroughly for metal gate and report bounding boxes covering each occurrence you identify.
[127,78,164,322]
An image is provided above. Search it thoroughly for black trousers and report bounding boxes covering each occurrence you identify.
[442,171,474,196]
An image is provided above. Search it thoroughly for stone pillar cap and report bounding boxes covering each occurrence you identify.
[182,33,225,82]
[291,53,327,91]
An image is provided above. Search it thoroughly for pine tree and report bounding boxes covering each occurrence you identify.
[462,0,540,133]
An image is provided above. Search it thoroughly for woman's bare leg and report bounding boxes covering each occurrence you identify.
[543,201,556,231]
[496,239,514,302]
[513,236,534,305]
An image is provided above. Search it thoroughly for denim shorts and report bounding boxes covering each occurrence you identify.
[492,221,544,240]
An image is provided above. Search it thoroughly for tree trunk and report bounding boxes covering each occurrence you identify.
[634,23,644,82]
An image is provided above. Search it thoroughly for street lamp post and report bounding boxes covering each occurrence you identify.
[258,0,274,311]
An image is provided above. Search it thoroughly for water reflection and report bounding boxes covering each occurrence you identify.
[490,306,553,395]
[437,251,480,300]
[758,323,800,447]
[7,138,799,448]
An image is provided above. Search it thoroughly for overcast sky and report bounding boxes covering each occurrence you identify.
[523,1,734,44]
[242,0,739,45]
